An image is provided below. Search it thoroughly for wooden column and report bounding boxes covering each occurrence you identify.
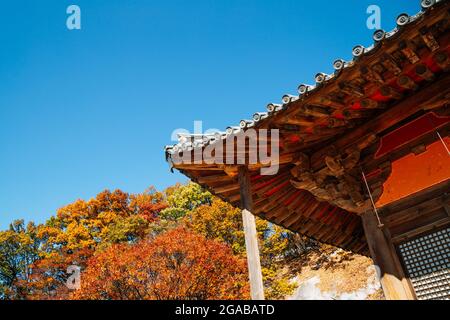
[361,211,415,300]
[238,166,265,300]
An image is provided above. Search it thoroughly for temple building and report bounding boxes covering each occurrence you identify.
[165,0,450,300]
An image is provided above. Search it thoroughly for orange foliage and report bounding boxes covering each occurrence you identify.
[28,248,92,300]
[72,228,250,300]
[27,188,167,299]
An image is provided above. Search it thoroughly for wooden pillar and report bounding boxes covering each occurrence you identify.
[361,211,415,300]
[238,166,265,300]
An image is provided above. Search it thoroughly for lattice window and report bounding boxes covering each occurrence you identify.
[398,227,450,300]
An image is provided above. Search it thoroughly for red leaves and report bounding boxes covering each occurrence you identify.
[2,185,253,300]
[72,228,250,300]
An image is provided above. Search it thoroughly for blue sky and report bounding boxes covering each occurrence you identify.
[0,0,419,229]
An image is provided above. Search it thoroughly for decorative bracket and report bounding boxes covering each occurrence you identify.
[290,140,382,214]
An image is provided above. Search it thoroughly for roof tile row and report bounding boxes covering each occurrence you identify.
[165,0,445,157]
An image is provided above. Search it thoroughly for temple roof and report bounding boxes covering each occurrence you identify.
[164,0,450,255]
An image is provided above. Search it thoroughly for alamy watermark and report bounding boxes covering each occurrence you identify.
[66,5,81,30]
[169,121,280,176]
[63,4,383,33]
[63,5,385,175]
[366,5,381,30]
[66,265,81,290]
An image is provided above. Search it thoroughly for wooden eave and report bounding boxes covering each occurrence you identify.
[164,1,450,255]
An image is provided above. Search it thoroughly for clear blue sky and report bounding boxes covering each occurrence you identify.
[0,0,418,229]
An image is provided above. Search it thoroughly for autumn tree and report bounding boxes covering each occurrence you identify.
[186,194,310,299]
[0,182,315,300]
[72,227,250,300]
[160,182,212,221]
[0,220,40,299]
[186,197,264,255]
[29,187,167,299]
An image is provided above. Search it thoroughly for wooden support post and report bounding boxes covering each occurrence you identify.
[238,166,265,300]
[361,211,416,300]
